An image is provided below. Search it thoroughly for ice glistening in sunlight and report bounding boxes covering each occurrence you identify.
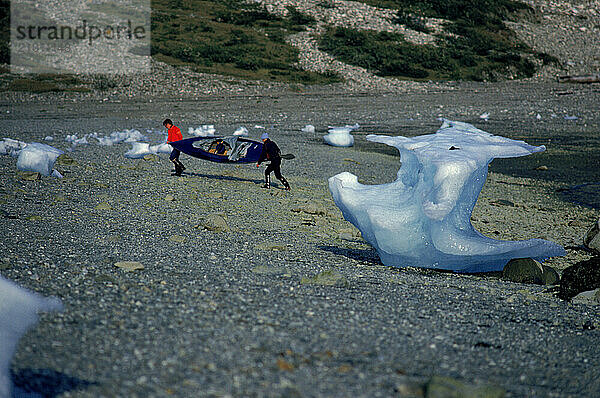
[329,120,566,272]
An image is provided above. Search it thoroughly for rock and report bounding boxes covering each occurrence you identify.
[425,376,505,398]
[143,154,159,161]
[490,199,515,207]
[114,261,144,271]
[168,235,186,243]
[254,243,287,251]
[535,165,548,171]
[201,214,229,232]
[17,171,41,181]
[95,202,112,211]
[252,265,290,275]
[572,288,600,305]
[25,215,42,221]
[542,265,560,285]
[559,257,600,300]
[56,154,78,166]
[165,194,175,202]
[583,218,600,253]
[301,269,348,287]
[502,258,544,284]
[292,202,328,216]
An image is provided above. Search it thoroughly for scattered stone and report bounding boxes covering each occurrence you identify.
[583,217,600,253]
[535,165,548,171]
[95,202,112,211]
[255,243,288,251]
[292,202,328,216]
[301,269,348,287]
[168,235,186,243]
[17,171,41,181]
[25,215,42,221]
[424,376,505,398]
[572,288,600,305]
[343,158,361,165]
[559,257,600,300]
[54,194,66,202]
[502,258,544,284]
[143,154,159,161]
[56,154,78,166]
[114,261,144,271]
[276,358,294,371]
[204,192,223,199]
[165,194,175,202]
[490,199,515,207]
[542,265,560,285]
[200,214,229,232]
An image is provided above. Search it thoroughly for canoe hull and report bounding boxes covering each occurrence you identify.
[170,136,263,163]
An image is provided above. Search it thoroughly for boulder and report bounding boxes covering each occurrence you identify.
[583,218,600,253]
[502,258,544,284]
[572,288,600,305]
[542,265,560,285]
[559,257,600,300]
[201,214,229,232]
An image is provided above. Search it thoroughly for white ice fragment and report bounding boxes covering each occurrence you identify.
[301,124,315,133]
[44,136,54,141]
[254,125,265,129]
[149,142,172,154]
[51,169,64,178]
[536,114,542,120]
[0,276,62,398]
[124,142,151,159]
[96,129,147,146]
[0,138,27,157]
[233,126,249,136]
[564,115,578,120]
[16,143,64,176]
[323,127,355,147]
[329,119,566,272]
[189,125,216,137]
[480,112,490,120]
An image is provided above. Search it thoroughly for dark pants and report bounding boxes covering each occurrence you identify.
[265,158,283,180]
[169,148,180,161]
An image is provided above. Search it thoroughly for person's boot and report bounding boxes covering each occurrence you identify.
[174,163,183,176]
[280,177,291,191]
[262,175,270,189]
[176,160,186,171]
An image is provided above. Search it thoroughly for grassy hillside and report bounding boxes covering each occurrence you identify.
[151,0,340,84]
[322,0,557,81]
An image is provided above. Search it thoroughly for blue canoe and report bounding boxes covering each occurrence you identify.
[169,136,263,163]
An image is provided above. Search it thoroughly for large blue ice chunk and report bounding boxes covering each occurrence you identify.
[328,120,566,272]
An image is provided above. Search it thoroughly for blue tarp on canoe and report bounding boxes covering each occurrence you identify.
[169,136,263,163]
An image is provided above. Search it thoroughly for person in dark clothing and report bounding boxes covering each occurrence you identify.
[163,118,185,176]
[215,140,227,155]
[256,132,290,190]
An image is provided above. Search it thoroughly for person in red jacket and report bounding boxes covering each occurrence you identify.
[163,119,186,176]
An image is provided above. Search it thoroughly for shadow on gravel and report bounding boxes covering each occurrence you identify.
[186,172,263,185]
[12,368,96,398]
[319,245,381,265]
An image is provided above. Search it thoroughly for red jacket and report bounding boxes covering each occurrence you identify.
[167,125,183,142]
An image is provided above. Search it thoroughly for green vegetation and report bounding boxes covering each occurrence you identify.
[151,0,339,84]
[2,74,90,93]
[322,0,555,81]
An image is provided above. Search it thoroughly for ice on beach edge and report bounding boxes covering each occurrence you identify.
[0,276,62,397]
[328,119,566,273]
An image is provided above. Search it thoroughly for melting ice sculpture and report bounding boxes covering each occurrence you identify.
[323,124,359,147]
[0,276,62,397]
[328,120,566,272]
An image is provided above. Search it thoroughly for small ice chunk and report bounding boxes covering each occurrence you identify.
[44,136,54,141]
[96,129,147,146]
[189,125,216,137]
[233,126,249,136]
[324,127,354,147]
[480,112,490,120]
[16,143,64,176]
[0,138,27,156]
[301,125,315,133]
[329,119,565,272]
[0,276,62,398]
[254,125,265,129]
[150,142,172,154]
[564,115,578,120]
[536,114,542,120]
[124,142,152,159]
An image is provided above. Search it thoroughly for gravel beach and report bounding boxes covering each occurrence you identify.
[1,81,600,397]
